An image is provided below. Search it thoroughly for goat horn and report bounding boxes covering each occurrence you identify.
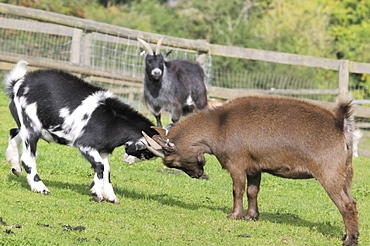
[155,37,166,55]
[137,38,154,56]
[142,131,164,158]
[142,131,162,149]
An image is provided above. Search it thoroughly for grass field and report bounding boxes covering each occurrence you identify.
[0,88,369,246]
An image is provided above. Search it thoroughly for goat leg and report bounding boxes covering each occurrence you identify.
[227,168,246,219]
[6,128,22,176]
[244,173,261,220]
[155,114,162,127]
[80,148,120,204]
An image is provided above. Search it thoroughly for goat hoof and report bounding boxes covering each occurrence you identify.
[243,212,259,221]
[243,215,259,221]
[343,241,358,246]
[342,234,358,246]
[92,197,103,203]
[108,198,120,204]
[199,173,209,180]
[11,168,21,177]
[227,213,243,220]
[41,190,51,195]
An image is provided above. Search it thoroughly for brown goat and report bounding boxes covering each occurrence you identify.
[143,96,359,246]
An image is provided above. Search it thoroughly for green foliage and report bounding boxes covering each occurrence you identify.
[1,0,87,17]
[253,0,332,57]
[84,1,152,31]
[325,0,370,98]
[327,0,370,62]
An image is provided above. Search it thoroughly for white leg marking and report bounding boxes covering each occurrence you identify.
[81,147,119,203]
[101,153,119,203]
[6,132,22,176]
[21,141,50,195]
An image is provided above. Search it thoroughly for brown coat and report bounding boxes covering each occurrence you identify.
[145,96,359,246]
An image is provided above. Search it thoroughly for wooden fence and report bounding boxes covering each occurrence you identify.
[1,3,370,155]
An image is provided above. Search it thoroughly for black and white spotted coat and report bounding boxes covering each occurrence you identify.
[4,60,156,203]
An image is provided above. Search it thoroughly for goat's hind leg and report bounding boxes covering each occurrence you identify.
[244,173,261,221]
[155,114,162,127]
[320,180,359,246]
[6,128,22,176]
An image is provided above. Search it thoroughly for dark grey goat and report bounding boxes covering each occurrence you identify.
[138,37,208,127]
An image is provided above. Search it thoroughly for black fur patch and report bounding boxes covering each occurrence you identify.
[21,161,31,174]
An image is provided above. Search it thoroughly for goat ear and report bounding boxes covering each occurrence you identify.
[151,126,167,137]
[164,50,172,58]
[197,151,205,165]
[139,49,147,58]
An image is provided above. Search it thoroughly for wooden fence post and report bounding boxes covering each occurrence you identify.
[70,28,82,64]
[338,59,349,101]
[81,33,93,67]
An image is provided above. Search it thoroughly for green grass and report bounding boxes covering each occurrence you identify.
[0,89,369,245]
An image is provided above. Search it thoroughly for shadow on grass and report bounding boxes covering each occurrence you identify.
[7,174,343,239]
[260,212,343,239]
[7,173,91,198]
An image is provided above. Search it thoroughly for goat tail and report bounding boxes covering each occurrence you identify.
[4,60,29,98]
[335,99,354,150]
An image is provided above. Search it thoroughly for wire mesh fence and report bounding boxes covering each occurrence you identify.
[0,11,344,105]
[0,13,72,62]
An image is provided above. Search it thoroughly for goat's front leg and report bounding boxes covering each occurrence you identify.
[148,104,162,127]
[80,148,119,204]
[227,168,247,220]
[20,132,50,195]
[244,173,261,220]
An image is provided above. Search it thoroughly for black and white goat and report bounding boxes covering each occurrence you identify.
[138,37,208,127]
[4,60,157,203]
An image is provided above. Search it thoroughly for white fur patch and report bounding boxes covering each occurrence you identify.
[186,95,194,106]
[6,133,22,176]
[4,60,28,88]
[23,86,30,95]
[151,68,162,76]
[24,102,42,130]
[53,91,114,143]
[80,147,118,203]
[123,153,141,164]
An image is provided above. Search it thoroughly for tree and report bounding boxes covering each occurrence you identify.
[2,0,87,17]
